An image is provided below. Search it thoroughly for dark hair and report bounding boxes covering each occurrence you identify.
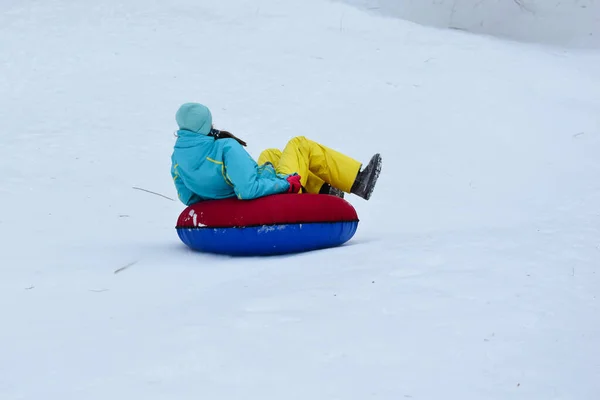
[209,128,247,147]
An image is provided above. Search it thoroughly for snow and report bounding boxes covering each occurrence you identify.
[1,0,599,399]
[340,0,600,48]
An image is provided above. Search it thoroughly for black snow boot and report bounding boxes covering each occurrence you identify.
[319,183,345,199]
[351,153,382,200]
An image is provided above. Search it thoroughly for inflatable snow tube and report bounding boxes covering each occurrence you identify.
[176,194,359,256]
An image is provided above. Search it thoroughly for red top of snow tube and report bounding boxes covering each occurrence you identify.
[176,193,358,228]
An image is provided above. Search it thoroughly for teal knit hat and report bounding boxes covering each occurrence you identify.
[175,103,213,135]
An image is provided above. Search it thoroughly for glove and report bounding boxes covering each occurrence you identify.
[286,174,302,193]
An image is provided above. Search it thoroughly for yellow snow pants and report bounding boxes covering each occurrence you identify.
[258,136,362,194]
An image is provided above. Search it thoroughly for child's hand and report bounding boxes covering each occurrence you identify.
[286,174,302,193]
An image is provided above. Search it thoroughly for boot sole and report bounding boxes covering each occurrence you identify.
[363,153,382,200]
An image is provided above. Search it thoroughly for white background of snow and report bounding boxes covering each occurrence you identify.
[1,0,599,399]
[340,0,600,48]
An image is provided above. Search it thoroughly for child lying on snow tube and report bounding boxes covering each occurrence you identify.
[171,102,382,206]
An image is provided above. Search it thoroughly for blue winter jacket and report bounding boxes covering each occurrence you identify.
[171,103,290,205]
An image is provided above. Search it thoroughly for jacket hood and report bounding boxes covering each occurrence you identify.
[175,103,212,135]
[174,129,214,148]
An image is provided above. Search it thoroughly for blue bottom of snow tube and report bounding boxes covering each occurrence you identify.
[177,221,358,256]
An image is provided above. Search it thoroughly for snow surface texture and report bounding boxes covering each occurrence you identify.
[341,0,600,48]
[1,0,599,399]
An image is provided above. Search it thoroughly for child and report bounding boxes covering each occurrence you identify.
[171,103,382,205]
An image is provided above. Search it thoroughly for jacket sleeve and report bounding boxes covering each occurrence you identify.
[223,141,290,200]
[171,161,201,205]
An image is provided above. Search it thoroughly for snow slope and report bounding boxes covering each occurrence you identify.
[340,0,600,48]
[1,0,599,399]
